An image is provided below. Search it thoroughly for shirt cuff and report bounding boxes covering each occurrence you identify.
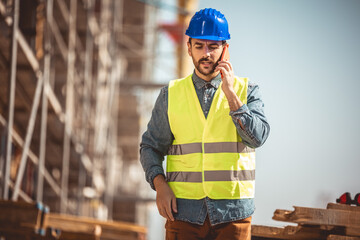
[148,168,166,191]
[229,104,249,116]
[229,104,249,127]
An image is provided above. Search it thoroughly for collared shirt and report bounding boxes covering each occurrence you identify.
[140,71,270,225]
[193,73,221,118]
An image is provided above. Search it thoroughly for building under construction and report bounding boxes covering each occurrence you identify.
[0,0,197,239]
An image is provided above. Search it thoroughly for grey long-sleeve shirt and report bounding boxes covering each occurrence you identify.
[140,72,270,225]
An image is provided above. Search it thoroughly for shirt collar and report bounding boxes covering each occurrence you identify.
[192,71,222,89]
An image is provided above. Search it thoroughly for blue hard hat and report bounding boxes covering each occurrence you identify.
[185,8,230,41]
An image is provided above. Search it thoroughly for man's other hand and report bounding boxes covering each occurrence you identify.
[153,175,178,221]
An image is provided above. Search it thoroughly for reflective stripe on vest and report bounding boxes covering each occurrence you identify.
[167,170,255,182]
[168,142,255,155]
[167,74,255,200]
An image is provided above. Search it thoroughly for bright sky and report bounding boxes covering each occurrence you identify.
[197,0,360,226]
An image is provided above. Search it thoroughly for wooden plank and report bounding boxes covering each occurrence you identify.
[252,225,295,239]
[327,235,360,240]
[327,203,360,212]
[47,214,101,237]
[0,226,58,240]
[344,227,360,237]
[273,206,360,228]
[252,224,327,239]
[1,226,96,240]
[47,213,147,240]
[57,226,101,240]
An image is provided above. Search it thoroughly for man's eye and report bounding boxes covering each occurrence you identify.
[209,46,219,50]
[195,46,202,49]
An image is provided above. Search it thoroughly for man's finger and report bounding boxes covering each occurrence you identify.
[216,65,225,72]
[216,63,229,71]
[159,208,170,221]
[165,203,174,221]
[218,61,232,71]
[219,62,231,71]
[172,197,178,213]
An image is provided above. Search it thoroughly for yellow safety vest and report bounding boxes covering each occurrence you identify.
[167,74,256,200]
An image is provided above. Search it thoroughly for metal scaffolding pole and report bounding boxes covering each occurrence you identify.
[46,1,94,177]
[0,116,34,203]
[0,113,61,196]
[48,12,68,60]
[60,0,77,213]
[0,132,5,195]
[77,0,95,216]
[104,0,123,220]
[37,0,53,202]
[3,0,20,200]
[8,179,32,202]
[0,0,68,200]
[3,8,55,201]
[92,0,111,204]
[11,6,46,199]
[12,73,44,201]
[82,0,95,152]
[56,0,84,54]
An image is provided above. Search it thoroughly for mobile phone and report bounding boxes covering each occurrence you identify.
[221,44,230,61]
[220,44,230,79]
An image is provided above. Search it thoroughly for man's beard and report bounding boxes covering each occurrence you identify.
[193,57,219,76]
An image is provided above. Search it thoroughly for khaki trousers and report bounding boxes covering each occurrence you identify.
[165,215,252,240]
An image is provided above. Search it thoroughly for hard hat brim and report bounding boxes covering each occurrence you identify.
[187,35,230,41]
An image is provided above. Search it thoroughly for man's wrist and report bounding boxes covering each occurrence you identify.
[223,89,243,111]
[153,174,167,191]
[221,84,235,96]
[148,169,165,190]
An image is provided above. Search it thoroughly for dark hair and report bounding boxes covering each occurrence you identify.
[188,37,227,46]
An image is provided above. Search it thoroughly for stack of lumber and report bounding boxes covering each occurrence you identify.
[252,203,360,239]
[0,199,53,239]
[0,200,146,240]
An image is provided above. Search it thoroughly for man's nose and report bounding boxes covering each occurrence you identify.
[202,46,211,57]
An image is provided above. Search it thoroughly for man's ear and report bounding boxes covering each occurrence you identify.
[187,42,192,57]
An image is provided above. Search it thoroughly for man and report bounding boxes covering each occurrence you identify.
[140,8,270,240]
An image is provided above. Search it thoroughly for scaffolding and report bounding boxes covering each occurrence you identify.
[0,0,199,238]
[0,0,157,220]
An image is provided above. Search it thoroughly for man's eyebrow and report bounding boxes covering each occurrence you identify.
[194,42,220,47]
